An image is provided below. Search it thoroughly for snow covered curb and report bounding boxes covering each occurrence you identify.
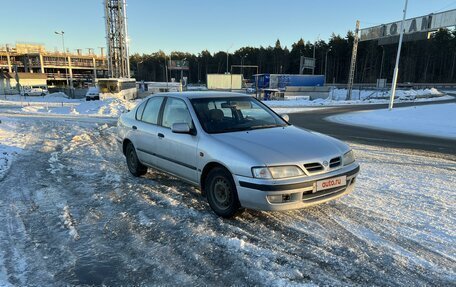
[326,103,456,140]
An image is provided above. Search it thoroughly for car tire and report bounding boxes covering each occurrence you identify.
[205,167,241,218]
[24,93,29,97]
[125,143,147,177]
[95,96,100,101]
[41,93,45,96]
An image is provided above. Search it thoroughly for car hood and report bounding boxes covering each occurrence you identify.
[212,125,349,166]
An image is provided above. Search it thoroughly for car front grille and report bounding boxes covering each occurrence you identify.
[303,162,323,173]
[330,156,341,168]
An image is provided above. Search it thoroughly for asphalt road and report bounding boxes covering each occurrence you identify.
[289,97,456,160]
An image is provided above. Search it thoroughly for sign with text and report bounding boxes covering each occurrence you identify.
[360,9,456,41]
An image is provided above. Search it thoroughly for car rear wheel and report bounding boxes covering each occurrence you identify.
[205,167,241,218]
[126,143,147,177]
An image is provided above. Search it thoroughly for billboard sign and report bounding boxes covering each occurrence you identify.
[168,60,189,70]
[360,9,456,41]
[302,57,315,69]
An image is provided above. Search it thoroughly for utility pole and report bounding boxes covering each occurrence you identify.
[346,20,360,100]
[389,0,408,110]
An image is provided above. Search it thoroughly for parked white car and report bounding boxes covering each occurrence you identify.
[85,87,100,101]
[22,87,48,96]
[117,92,360,218]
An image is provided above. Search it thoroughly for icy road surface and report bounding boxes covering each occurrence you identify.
[0,118,455,286]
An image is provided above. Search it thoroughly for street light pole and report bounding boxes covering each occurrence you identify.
[226,50,229,74]
[312,35,319,75]
[165,54,169,89]
[55,31,69,88]
[181,57,187,88]
[241,54,248,76]
[226,44,233,74]
[389,0,408,110]
[136,60,143,80]
[325,47,332,84]
[379,46,385,79]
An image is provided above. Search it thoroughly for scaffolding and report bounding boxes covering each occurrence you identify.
[104,0,130,78]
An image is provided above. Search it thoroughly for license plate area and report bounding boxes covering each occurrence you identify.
[315,176,346,191]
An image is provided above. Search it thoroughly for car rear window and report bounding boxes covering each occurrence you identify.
[142,97,164,124]
[135,101,147,120]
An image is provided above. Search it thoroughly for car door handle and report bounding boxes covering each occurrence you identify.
[132,125,137,130]
[158,133,165,138]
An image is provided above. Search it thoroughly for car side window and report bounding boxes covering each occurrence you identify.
[135,101,147,121]
[142,97,164,124]
[161,98,193,129]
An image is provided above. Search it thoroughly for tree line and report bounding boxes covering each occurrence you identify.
[130,28,456,85]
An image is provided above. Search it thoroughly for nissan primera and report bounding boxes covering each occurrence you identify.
[117,92,359,218]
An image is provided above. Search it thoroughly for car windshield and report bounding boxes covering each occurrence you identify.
[190,96,288,134]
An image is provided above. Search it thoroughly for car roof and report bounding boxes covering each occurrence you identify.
[145,91,251,100]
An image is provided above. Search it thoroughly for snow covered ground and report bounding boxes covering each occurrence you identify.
[0,115,454,286]
[327,103,456,140]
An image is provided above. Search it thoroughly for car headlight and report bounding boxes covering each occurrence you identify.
[252,166,304,179]
[343,150,355,166]
[252,167,272,179]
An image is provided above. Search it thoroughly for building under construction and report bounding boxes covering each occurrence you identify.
[0,43,108,88]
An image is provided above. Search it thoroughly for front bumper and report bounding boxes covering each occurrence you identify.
[234,163,360,211]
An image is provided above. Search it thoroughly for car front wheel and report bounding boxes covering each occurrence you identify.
[125,143,147,177]
[205,167,241,218]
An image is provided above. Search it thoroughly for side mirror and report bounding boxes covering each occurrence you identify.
[171,123,191,134]
[281,114,289,122]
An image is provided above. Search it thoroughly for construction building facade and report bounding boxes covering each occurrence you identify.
[0,43,108,88]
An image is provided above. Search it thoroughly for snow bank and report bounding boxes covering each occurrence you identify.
[0,120,25,179]
[327,103,456,139]
[1,92,79,103]
[264,88,449,108]
[13,96,142,118]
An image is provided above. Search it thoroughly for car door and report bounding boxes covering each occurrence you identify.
[154,97,199,183]
[134,96,165,167]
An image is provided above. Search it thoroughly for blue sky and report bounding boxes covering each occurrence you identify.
[1,0,455,55]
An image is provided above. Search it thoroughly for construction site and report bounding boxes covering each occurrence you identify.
[0,0,132,97]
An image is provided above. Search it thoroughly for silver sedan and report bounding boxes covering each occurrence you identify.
[117,92,360,218]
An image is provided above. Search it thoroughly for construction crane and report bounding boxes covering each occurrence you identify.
[104,0,130,78]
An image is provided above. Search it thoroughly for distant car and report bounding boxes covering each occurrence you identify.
[117,92,360,218]
[86,87,100,101]
[22,87,48,96]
